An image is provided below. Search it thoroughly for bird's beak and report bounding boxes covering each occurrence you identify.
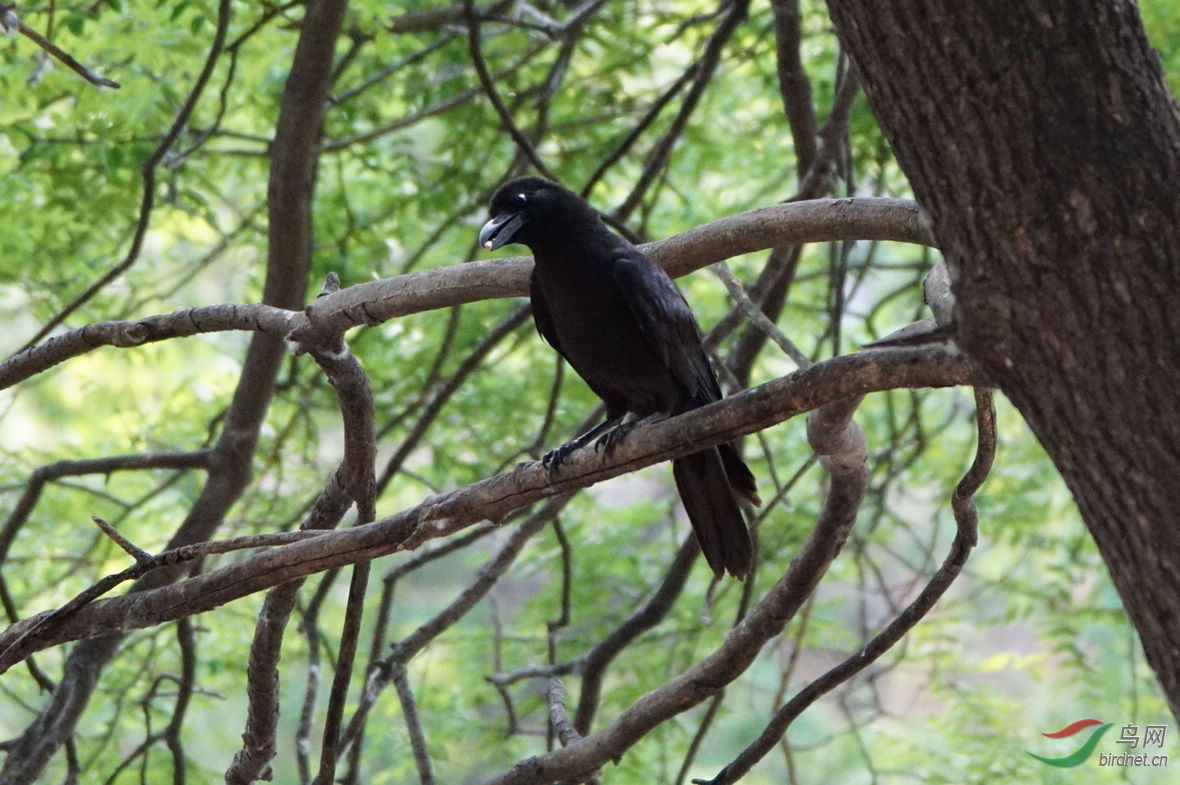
[479,211,524,251]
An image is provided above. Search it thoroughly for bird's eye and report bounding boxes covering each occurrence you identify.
[515,192,528,204]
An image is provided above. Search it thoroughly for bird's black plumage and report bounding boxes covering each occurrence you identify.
[479,177,759,579]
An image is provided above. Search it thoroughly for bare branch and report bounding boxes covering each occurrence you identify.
[769,0,818,176]
[314,562,371,785]
[0,346,985,667]
[219,0,352,780]
[90,517,151,564]
[1,197,932,393]
[464,0,558,181]
[548,680,583,748]
[376,304,532,493]
[3,6,119,88]
[338,495,573,762]
[611,0,750,224]
[388,0,511,34]
[481,390,870,784]
[795,65,861,199]
[0,450,214,567]
[16,0,229,350]
[390,660,436,785]
[231,336,376,784]
[582,65,698,197]
[572,534,700,733]
[165,617,197,784]
[296,569,340,785]
[322,39,550,152]
[701,389,995,784]
[299,197,934,338]
[712,262,810,369]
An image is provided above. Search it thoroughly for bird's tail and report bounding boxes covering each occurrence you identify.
[673,447,755,579]
[718,441,761,507]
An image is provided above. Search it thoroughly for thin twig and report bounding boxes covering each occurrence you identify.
[391,661,436,785]
[548,680,583,747]
[295,569,340,785]
[90,517,152,564]
[17,0,232,350]
[611,0,750,224]
[377,303,532,494]
[464,0,558,180]
[712,262,811,369]
[4,8,119,88]
[673,692,725,785]
[0,523,340,676]
[339,495,574,756]
[0,449,214,567]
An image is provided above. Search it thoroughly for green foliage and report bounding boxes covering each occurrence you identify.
[1142,0,1180,93]
[0,0,1176,783]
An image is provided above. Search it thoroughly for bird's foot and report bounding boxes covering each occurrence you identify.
[542,414,639,473]
[594,420,637,457]
[541,441,578,474]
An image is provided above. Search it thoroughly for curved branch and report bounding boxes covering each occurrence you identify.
[230,314,377,784]
[572,534,700,733]
[0,450,214,568]
[483,393,869,785]
[6,9,118,88]
[0,197,932,392]
[0,346,985,666]
[704,389,995,783]
[294,196,931,341]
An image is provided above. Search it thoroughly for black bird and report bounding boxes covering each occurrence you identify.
[479,177,760,579]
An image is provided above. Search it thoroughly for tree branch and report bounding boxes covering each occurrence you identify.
[16,0,228,350]
[0,346,985,667]
[703,388,994,783]
[2,6,119,88]
[0,450,214,567]
[611,0,750,224]
[482,386,870,784]
[230,302,377,783]
[1,197,931,392]
[464,0,558,181]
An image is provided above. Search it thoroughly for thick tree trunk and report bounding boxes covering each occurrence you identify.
[825,1,1180,717]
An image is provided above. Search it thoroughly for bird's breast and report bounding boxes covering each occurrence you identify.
[533,257,677,415]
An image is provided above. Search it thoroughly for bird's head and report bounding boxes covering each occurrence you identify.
[479,177,587,251]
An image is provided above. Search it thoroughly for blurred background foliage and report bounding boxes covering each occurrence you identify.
[0,0,1175,782]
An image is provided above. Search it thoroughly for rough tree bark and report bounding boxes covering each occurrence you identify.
[825,0,1180,717]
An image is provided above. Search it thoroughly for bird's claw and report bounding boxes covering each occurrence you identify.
[594,421,635,456]
[541,442,576,474]
[542,418,636,474]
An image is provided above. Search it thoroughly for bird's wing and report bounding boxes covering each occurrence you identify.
[613,252,722,406]
[529,270,565,357]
